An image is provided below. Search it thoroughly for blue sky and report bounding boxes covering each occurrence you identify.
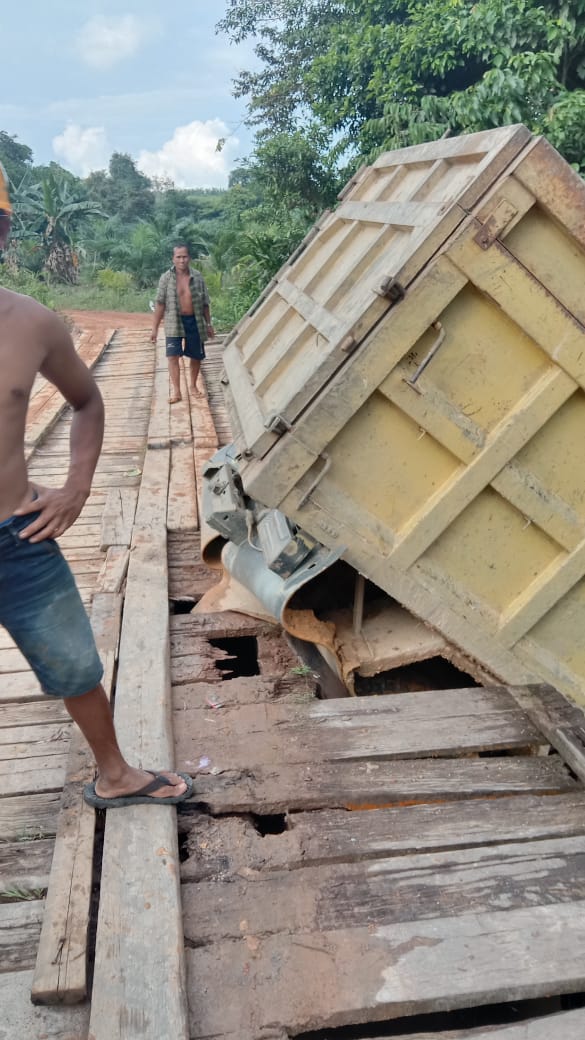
[1,2,258,187]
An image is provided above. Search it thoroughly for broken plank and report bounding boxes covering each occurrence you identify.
[181,791,585,880]
[189,755,577,814]
[99,487,138,549]
[96,546,130,594]
[507,684,585,784]
[186,903,585,1040]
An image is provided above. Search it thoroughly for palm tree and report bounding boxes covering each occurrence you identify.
[14,171,105,283]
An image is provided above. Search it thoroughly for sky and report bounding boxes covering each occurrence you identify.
[0,1,258,189]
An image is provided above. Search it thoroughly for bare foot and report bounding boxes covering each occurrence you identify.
[94,768,188,801]
[190,385,205,398]
[169,393,182,404]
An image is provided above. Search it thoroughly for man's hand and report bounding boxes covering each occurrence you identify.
[206,323,216,339]
[150,329,158,344]
[14,484,88,542]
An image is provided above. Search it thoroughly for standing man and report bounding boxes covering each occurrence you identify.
[0,164,191,808]
[151,243,215,403]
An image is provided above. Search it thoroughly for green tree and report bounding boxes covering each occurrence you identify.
[85,152,154,223]
[0,130,33,184]
[15,171,105,282]
[219,0,585,167]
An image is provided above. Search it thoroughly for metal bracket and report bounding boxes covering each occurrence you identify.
[404,321,446,393]
[474,200,518,250]
[297,452,331,509]
[264,413,293,435]
[377,277,406,302]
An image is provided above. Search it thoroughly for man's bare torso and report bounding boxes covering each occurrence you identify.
[0,288,48,521]
[176,270,194,315]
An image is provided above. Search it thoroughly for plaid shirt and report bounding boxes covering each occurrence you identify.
[155,267,210,342]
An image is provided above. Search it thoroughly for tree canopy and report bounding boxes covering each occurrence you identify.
[219,0,585,168]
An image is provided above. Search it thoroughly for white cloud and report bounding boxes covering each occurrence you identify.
[137,120,240,189]
[76,15,155,70]
[52,124,111,176]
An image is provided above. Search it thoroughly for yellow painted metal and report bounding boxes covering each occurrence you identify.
[223,128,585,706]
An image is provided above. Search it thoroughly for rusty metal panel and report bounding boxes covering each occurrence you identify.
[223,125,531,458]
[226,128,585,707]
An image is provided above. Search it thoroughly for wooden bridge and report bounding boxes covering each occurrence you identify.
[2,314,585,1039]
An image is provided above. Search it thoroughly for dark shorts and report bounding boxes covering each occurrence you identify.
[165,314,205,360]
[0,512,103,698]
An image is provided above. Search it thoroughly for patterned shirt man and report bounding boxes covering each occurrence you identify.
[151,244,215,402]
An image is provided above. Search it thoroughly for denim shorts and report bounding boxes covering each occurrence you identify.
[0,511,103,698]
[165,314,205,360]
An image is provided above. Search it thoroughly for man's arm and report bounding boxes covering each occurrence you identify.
[151,274,166,342]
[15,312,105,542]
[151,302,165,343]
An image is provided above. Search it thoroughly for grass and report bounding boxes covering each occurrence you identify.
[0,885,46,903]
[50,282,151,313]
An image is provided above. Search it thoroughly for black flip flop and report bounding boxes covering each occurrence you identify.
[83,770,193,809]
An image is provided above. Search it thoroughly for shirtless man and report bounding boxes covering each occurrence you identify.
[0,166,191,808]
[151,243,215,403]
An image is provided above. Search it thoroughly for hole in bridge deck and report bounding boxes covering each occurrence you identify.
[354,656,479,696]
[169,596,202,614]
[294,992,585,1038]
[250,813,288,836]
[208,636,260,679]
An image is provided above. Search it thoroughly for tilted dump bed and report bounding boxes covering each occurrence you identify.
[217,126,585,706]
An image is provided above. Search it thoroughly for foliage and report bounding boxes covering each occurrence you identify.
[219,0,585,168]
[0,262,56,308]
[85,153,155,223]
[96,268,135,294]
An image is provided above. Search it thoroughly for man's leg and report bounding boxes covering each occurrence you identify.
[167,355,181,403]
[189,357,203,396]
[65,684,187,800]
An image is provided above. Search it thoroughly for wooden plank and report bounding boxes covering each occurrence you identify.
[0,721,72,754]
[0,792,62,840]
[0,699,68,728]
[0,757,68,796]
[89,443,189,1040]
[183,834,585,941]
[0,900,44,972]
[0,837,54,891]
[167,443,198,532]
[181,791,585,879]
[32,592,123,1005]
[174,687,546,770]
[187,901,585,1039]
[99,487,138,549]
[190,755,576,814]
[0,970,90,1039]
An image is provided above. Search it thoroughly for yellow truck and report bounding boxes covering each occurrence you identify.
[202,124,585,706]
